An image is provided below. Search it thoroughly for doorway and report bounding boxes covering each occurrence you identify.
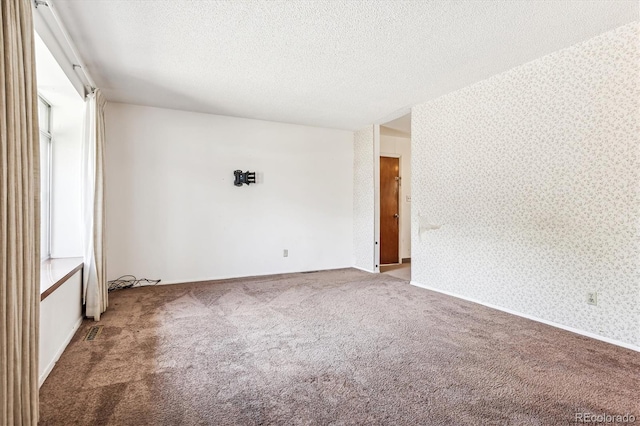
[376,114,411,274]
[380,156,400,264]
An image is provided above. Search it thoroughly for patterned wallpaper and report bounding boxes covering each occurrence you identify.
[411,22,639,347]
[353,126,375,272]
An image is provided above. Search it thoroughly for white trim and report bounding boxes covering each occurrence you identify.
[38,96,53,260]
[373,125,381,273]
[410,280,640,353]
[39,316,83,387]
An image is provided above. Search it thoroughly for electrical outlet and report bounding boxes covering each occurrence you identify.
[283,249,288,258]
[587,292,597,306]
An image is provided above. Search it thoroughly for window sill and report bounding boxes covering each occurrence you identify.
[41,257,83,301]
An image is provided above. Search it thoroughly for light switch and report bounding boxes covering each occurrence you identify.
[406,195,411,202]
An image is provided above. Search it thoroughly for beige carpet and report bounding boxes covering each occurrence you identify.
[380,264,411,281]
[39,268,639,425]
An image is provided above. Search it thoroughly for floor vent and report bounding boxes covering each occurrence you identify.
[84,325,103,341]
[301,270,319,274]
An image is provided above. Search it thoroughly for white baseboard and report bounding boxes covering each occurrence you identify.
[156,266,356,286]
[410,280,639,353]
[39,316,83,387]
[352,265,378,274]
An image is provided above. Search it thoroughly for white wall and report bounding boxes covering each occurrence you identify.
[105,103,354,283]
[411,22,639,348]
[353,126,377,272]
[380,134,411,260]
[39,271,83,386]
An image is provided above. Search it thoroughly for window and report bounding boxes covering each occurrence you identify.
[38,96,52,260]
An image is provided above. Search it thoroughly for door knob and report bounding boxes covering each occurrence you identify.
[394,214,399,218]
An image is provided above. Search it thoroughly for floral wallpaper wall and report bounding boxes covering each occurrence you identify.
[353,126,375,272]
[411,22,639,347]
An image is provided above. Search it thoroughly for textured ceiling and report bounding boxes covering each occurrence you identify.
[53,1,638,130]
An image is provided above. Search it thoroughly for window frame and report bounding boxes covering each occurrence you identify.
[38,95,53,261]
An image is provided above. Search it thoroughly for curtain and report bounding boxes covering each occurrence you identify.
[0,0,41,424]
[82,89,107,320]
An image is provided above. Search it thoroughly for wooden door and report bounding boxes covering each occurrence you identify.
[380,157,399,264]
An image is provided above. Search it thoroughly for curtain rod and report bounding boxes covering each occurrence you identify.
[34,0,97,96]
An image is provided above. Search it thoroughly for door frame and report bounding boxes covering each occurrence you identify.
[373,125,380,272]
[379,153,402,265]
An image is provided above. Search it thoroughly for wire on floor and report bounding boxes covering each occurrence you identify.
[108,275,161,292]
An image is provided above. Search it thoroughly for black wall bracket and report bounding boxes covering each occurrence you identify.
[234,170,256,186]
